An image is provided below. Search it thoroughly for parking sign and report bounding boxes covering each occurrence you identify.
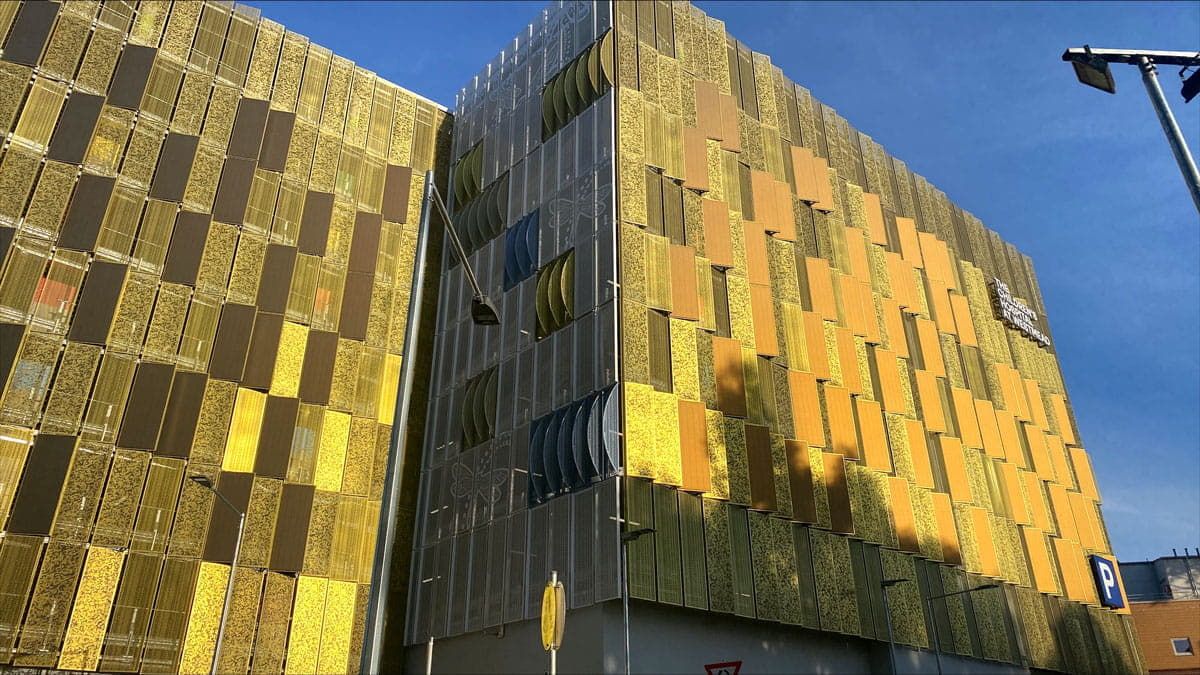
[1089,555,1125,609]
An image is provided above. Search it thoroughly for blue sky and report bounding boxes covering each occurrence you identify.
[254,1,1200,562]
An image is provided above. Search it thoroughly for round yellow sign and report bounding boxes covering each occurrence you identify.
[540,577,566,651]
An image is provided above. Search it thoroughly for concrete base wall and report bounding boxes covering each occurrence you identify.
[403,599,1032,674]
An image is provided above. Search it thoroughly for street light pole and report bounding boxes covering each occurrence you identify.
[923,583,999,675]
[880,579,908,675]
[1062,47,1200,214]
[620,525,654,675]
[1136,56,1200,213]
[188,475,244,675]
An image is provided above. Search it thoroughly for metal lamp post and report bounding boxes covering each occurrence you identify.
[1062,46,1200,213]
[188,475,244,675]
[880,578,909,675]
[924,583,1000,675]
[359,170,502,675]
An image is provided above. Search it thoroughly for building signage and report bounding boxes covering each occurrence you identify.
[704,661,743,675]
[989,278,1051,347]
[1090,555,1126,609]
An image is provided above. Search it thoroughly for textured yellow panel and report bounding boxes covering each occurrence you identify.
[252,572,295,673]
[93,449,150,549]
[58,547,124,671]
[131,457,185,553]
[0,425,33,525]
[13,541,85,667]
[704,409,730,499]
[223,388,266,473]
[1069,447,1100,502]
[315,410,351,491]
[178,562,230,674]
[316,579,357,674]
[242,477,283,568]
[14,78,68,151]
[288,403,324,484]
[271,321,309,397]
[286,575,328,674]
[41,342,101,434]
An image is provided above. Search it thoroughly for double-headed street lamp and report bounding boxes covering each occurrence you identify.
[1062,46,1200,213]
[188,474,244,675]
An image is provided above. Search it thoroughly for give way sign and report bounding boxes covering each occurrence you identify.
[704,661,742,675]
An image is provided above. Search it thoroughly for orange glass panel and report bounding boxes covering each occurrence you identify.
[995,409,1026,469]
[1020,527,1060,594]
[790,146,819,202]
[1046,434,1075,489]
[1047,393,1077,445]
[906,419,935,489]
[787,370,825,447]
[678,399,710,493]
[998,461,1030,526]
[895,216,923,268]
[915,319,944,377]
[668,245,699,320]
[823,384,857,459]
[811,157,834,212]
[1070,448,1100,502]
[1052,537,1091,603]
[1068,491,1101,552]
[928,278,955,335]
[1025,424,1055,482]
[930,492,961,565]
[974,400,1004,460]
[822,452,853,534]
[889,477,920,553]
[833,327,860,394]
[914,369,945,433]
[856,398,889,471]
[949,293,977,347]
[749,284,778,357]
[971,507,1001,577]
[881,298,908,358]
[1024,379,1048,428]
[1047,483,1078,542]
[701,199,733,268]
[938,436,972,503]
[801,311,830,380]
[862,192,887,245]
[950,387,982,449]
[803,257,838,321]
[1022,471,1052,532]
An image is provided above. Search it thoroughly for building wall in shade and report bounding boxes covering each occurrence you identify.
[0,1,449,673]
[406,1,1143,673]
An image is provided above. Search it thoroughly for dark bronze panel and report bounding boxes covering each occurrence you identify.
[2,1,59,65]
[298,191,333,255]
[117,362,176,450]
[348,211,381,275]
[0,322,23,393]
[0,227,13,265]
[227,98,269,160]
[241,312,284,390]
[156,371,208,458]
[5,434,75,535]
[786,439,816,522]
[745,423,777,512]
[211,157,256,224]
[338,271,372,340]
[150,134,200,202]
[647,308,672,393]
[67,261,127,345]
[201,471,254,563]
[258,110,295,172]
[47,93,105,164]
[208,303,257,381]
[254,395,299,478]
[58,174,116,251]
[256,244,297,313]
[107,45,157,110]
[269,483,315,572]
[297,330,338,405]
[381,164,412,222]
[161,211,210,285]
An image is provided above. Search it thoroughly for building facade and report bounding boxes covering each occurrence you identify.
[1122,554,1200,673]
[0,0,1149,674]
[0,1,448,673]
[406,1,1144,673]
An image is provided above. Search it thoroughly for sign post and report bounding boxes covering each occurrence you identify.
[541,570,566,675]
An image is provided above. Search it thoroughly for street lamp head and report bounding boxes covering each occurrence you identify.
[881,578,910,588]
[189,474,214,489]
[471,295,501,325]
[975,583,1000,591]
[1065,46,1117,94]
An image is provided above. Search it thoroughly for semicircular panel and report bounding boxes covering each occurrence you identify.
[483,368,498,440]
[542,410,563,495]
[523,210,540,274]
[535,262,553,338]
[461,380,479,448]
[600,31,615,87]
[587,391,604,478]
[541,85,557,138]
[560,250,575,322]
[601,385,620,473]
[573,396,595,482]
[528,417,549,503]
[563,61,580,117]
[551,76,568,135]
[546,256,566,330]
[557,402,580,490]
[514,214,533,277]
[587,41,603,98]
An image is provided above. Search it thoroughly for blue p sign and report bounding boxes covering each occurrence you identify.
[1090,555,1125,609]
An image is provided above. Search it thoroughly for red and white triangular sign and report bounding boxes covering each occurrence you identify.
[704,661,742,675]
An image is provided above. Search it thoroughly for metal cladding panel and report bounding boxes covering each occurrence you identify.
[0,1,450,669]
